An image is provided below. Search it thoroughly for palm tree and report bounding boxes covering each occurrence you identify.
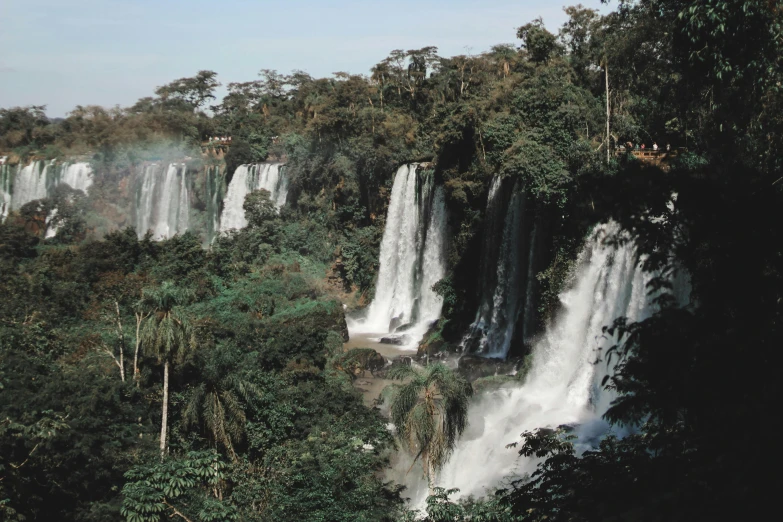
[183,365,262,461]
[386,363,473,493]
[139,281,196,457]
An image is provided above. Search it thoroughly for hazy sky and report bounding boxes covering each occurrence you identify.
[0,0,610,117]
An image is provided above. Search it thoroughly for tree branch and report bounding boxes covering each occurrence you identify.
[163,499,194,522]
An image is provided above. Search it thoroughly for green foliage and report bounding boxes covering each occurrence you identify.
[154,70,221,112]
[387,364,473,488]
[517,18,562,63]
[224,140,266,175]
[183,348,263,459]
[502,136,570,206]
[120,451,236,522]
[139,282,196,365]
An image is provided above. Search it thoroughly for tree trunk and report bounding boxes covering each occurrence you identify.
[160,360,169,458]
[134,312,147,388]
[115,301,125,382]
[425,456,436,497]
[605,57,611,164]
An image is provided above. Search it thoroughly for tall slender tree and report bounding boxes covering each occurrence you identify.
[139,281,196,457]
[386,363,473,493]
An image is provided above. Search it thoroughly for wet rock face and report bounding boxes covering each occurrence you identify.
[338,312,350,342]
[373,355,412,379]
[416,321,449,358]
[334,348,387,379]
[379,334,411,346]
[457,355,519,382]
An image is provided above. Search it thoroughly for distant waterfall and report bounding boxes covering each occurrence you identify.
[349,164,448,349]
[59,162,93,193]
[398,221,689,505]
[219,163,288,232]
[134,163,190,240]
[1,164,13,220]
[0,160,93,221]
[464,177,538,357]
[14,161,53,208]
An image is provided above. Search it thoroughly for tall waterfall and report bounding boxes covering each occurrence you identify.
[219,163,288,232]
[349,164,448,349]
[398,221,688,505]
[0,160,93,221]
[134,163,190,240]
[205,166,223,244]
[464,176,538,357]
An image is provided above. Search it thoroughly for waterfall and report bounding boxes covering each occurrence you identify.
[45,208,60,238]
[0,161,93,221]
[399,221,689,505]
[58,162,94,193]
[219,163,288,232]
[1,164,13,220]
[205,166,223,244]
[134,163,190,240]
[349,164,448,349]
[464,177,536,357]
[12,161,52,210]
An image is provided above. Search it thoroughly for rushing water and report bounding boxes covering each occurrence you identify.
[0,164,13,220]
[219,163,288,232]
[134,163,190,240]
[205,165,223,244]
[396,221,689,505]
[0,160,93,221]
[348,164,448,350]
[463,177,538,357]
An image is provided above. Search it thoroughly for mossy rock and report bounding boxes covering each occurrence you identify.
[333,348,386,379]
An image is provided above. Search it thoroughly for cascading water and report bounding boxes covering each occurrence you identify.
[134,163,190,240]
[349,164,448,349]
[397,221,689,505]
[219,163,288,232]
[464,177,537,357]
[58,162,94,194]
[0,160,93,221]
[1,164,13,220]
[205,166,223,244]
[12,161,54,210]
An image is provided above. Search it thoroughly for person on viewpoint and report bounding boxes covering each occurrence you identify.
[653,142,658,151]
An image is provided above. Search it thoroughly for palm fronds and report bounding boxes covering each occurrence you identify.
[386,362,473,488]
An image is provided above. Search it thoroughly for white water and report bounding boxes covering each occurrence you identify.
[398,221,688,505]
[0,161,93,221]
[45,208,60,238]
[59,162,94,193]
[219,163,288,232]
[134,163,190,240]
[13,161,53,210]
[1,164,13,220]
[349,164,447,350]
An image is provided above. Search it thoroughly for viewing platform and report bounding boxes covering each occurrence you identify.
[615,148,686,171]
[200,141,230,158]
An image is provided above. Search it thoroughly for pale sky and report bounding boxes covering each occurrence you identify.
[0,0,610,117]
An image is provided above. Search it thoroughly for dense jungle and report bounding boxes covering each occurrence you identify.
[1,0,781,520]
